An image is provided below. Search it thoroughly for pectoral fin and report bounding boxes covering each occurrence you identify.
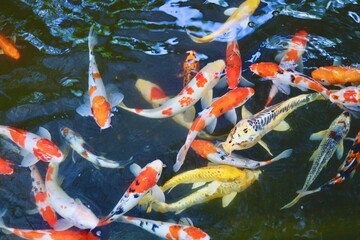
[179,217,193,226]
[205,118,217,134]
[20,154,39,167]
[224,109,237,125]
[201,89,213,109]
[129,163,142,176]
[192,182,206,189]
[183,107,196,123]
[37,127,51,140]
[258,140,273,156]
[215,76,228,89]
[239,76,255,87]
[224,7,237,16]
[53,219,74,231]
[222,192,237,208]
[336,140,344,160]
[150,185,165,202]
[76,104,92,117]
[274,82,291,95]
[241,105,252,119]
[206,181,221,195]
[26,208,39,215]
[108,92,124,108]
[273,120,290,131]
[275,51,286,63]
[309,130,327,141]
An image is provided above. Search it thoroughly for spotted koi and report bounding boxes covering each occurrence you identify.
[225,39,242,89]
[0,33,20,60]
[329,86,360,118]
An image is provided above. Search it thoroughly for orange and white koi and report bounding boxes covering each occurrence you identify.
[118,216,210,240]
[225,39,242,89]
[98,159,164,226]
[266,30,308,106]
[250,62,331,98]
[183,50,200,87]
[311,66,360,86]
[186,0,261,43]
[60,127,133,169]
[0,158,14,175]
[76,25,124,129]
[45,162,99,230]
[296,130,360,198]
[329,86,360,117]
[190,140,292,169]
[0,212,98,240]
[174,87,255,172]
[0,33,20,60]
[0,126,64,167]
[119,60,225,118]
[29,165,57,227]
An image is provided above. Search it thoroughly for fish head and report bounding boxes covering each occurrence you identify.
[202,59,226,84]
[329,87,358,105]
[147,159,164,180]
[250,62,281,78]
[8,48,20,60]
[72,206,99,230]
[91,96,112,129]
[34,139,64,163]
[135,79,168,105]
[221,120,258,154]
[311,67,332,85]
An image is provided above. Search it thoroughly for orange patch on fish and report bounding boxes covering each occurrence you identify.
[34,138,62,161]
[0,158,14,175]
[178,96,194,107]
[0,33,20,60]
[40,206,57,227]
[184,226,207,239]
[185,86,194,95]
[34,192,47,203]
[92,72,101,79]
[45,166,54,182]
[167,225,181,240]
[190,118,206,132]
[162,107,173,116]
[91,96,111,128]
[89,86,97,96]
[13,229,47,239]
[343,90,358,103]
[126,166,158,194]
[191,140,217,158]
[195,72,208,88]
[150,87,167,100]
[8,127,27,148]
[135,108,143,113]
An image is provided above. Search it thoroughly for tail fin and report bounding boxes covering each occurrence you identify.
[270,149,293,162]
[280,192,307,210]
[88,24,98,51]
[296,188,321,198]
[173,145,187,172]
[0,209,11,234]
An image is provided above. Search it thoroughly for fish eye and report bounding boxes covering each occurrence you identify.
[272,10,280,16]
[248,21,255,28]
[243,128,248,133]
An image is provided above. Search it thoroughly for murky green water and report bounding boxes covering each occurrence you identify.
[0,0,359,239]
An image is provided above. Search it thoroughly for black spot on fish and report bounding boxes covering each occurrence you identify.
[140,221,144,227]
[351,143,360,153]
[114,207,124,215]
[135,180,140,186]
[278,69,284,74]
[290,74,295,82]
[133,194,139,198]
[151,224,160,232]
[129,188,136,193]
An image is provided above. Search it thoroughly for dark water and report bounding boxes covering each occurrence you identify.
[0,0,359,239]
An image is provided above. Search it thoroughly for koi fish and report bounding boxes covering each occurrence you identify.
[0,33,20,60]
[118,216,210,240]
[311,66,360,86]
[191,139,292,169]
[98,159,164,226]
[119,59,225,118]
[250,62,331,99]
[45,161,99,230]
[149,169,261,214]
[296,130,360,199]
[0,126,64,167]
[183,50,200,87]
[281,111,351,209]
[329,86,360,118]
[0,158,14,175]
[60,127,133,169]
[0,211,98,240]
[186,0,261,43]
[266,30,308,107]
[29,165,57,227]
[221,93,324,154]
[225,39,242,89]
[76,25,124,129]
[174,87,255,172]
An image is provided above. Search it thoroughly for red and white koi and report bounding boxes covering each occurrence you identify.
[183,50,200,87]
[190,140,292,169]
[174,87,255,172]
[45,162,99,230]
[118,216,210,240]
[0,126,64,167]
[296,130,360,198]
[311,66,360,86]
[250,62,331,99]
[0,158,14,175]
[98,159,164,226]
[329,86,360,117]
[225,39,242,89]
[186,0,261,43]
[119,60,225,118]
[29,165,57,227]
[0,33,20,60]
[76,25,124,129]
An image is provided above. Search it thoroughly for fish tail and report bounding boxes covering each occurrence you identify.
[296,188,321,198]
[270,149,293,163]
[174,144,188,172]
[88,24,98,51]
[0,209,11,234]
[280,193,305,210]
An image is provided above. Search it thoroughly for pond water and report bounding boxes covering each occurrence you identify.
[0,0,359,239]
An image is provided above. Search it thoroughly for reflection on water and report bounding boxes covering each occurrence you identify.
[0,0,359,239]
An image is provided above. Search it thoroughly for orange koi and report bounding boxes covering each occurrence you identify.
[0,33,20,60]
[311,66,360,85]
[183,50,200,87]
[0,158,14,175]
[225,39,242,89]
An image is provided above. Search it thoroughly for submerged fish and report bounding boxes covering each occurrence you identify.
[76,25,124,129]
[187,0,261,43]
[174,87,255,172]
[281,111,351,209]
[183,50,200,87]
[329,86,360,118]
[0,33,20,60]
[45,161,99,230]
[296,130,360,199]
[311,66,360,86]
[60,127,133,169]
[0,158,14,175]
[191,139,292,169]
[99,159,164,226]
[221,93,324,154]
[225,39,242,89]
[119,60,225,118]
[0,126,64,167]
[118,216,210,240]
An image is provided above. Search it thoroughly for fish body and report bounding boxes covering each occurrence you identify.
[45,162,99,230]
[0,33,20,60]
[99,159,164,226]
[118,216,210,240]
[190,140,292,169]
[187,0,261,43]
[29,165,57,227]
[174,87,255,171]
[221,93,322,154]
[0,126,64,166]
[119,60,225,118]
[0,158,14,175]
[311,66,360,85]
[183,50,200,87]
[250,62,331,98]
[225,39,242,89]
[281,111,351,209]
[76,25,124,129]
[329,86,360,107]
[60,127,132,168]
